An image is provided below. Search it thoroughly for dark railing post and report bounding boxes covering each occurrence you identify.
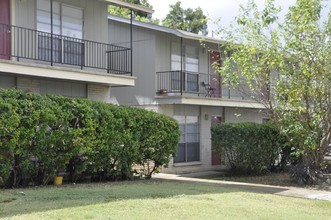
[6,24,131,75]
[130,9,133,76]
[107,49,110,73]
[17,27,20,61]
[81,40,84,70]
[198,73,200,96]
[50,0,53,66]
[180,37,183,96]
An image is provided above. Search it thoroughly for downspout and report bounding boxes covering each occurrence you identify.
[50,0,53,66]
[180,37,183,96]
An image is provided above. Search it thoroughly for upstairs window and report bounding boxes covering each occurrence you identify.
[36,0,84,65]
[37,0,83,38]
[171,43,199,92]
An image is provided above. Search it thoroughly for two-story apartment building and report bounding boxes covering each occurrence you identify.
[108,15,267,174]
[0,0,152,101]
[0,0,266,174]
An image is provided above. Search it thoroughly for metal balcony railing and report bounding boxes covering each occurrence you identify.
[156,70,248,99]
[156,70,211,96]
[0,23,131,75]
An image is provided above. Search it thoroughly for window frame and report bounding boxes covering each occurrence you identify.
[170,42,199,93]
[173,115,200,163]
[36,0,84,66]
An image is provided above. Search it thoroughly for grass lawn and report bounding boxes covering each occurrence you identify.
[1,179,330,220]
[207,172,298,187]
[204,172,331,191]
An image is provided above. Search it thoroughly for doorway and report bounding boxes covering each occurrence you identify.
[0,0,11,60]
[209,51,222,98]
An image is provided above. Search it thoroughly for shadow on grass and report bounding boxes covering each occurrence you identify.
[0,178,290,218]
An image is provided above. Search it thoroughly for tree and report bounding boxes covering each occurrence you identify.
[108,0,160,24]
[162,1,208,35]
[218,0,331,183]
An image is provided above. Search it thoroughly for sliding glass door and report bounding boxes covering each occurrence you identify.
[37,0,83,65]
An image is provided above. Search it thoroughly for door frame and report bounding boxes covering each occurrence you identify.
[0,0,11,60]
[209,50,222,98]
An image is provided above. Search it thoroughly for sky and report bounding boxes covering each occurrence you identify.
[148,0,329,36]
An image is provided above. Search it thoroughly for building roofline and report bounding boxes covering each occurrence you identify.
[108,15,224,45]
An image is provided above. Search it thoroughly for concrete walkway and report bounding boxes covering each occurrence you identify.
[153,172,331,202]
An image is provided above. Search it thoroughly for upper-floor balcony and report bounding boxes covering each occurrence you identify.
[156,70,249,99]
[0,23,131,75]
[156,70,264,109]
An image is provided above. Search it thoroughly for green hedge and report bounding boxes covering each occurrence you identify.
[0,89,180,187]
[211,122,287,175]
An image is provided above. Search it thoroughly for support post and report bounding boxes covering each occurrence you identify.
[130,9,133,76]
[180,37,183,96]
[50,0,53,66]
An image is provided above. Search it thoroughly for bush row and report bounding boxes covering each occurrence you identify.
[0,89,180,187]
[211,122,289,175]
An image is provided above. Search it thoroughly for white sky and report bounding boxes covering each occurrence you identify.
[148,0,329,36]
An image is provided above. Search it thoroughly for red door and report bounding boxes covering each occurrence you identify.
[211,116,222,165]
[209,51,222,98]
[0,0,10,60]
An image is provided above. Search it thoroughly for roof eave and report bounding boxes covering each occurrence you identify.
[108,15,224,45]
[101,0,154,14]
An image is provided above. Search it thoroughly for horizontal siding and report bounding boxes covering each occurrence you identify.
[17,77,40,92]
[0,75,16,88]
[108,19,156,105]
[39,79,87,98]
[88,84,110,102]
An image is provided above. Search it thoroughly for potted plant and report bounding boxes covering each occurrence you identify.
[159,89,168,96]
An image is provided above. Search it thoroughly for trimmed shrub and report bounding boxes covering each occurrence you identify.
[211,122,287,175]
[0,89,180,187]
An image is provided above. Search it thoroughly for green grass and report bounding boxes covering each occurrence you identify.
[204,172,331,191]
[0,180,330,220]
[208,172,298,186]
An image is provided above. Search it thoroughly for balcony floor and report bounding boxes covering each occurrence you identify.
[0,59,135,87]
[155,95,265,109]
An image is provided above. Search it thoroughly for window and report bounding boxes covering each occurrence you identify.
[37,0,83,65]
[185,45,199,72]
[171,43,199,92]
[173,116,200,163]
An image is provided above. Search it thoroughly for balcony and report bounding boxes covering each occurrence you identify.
[0,23,131,75]
[156,70,248,99]
[156,70,264,108]
[156,70,213,97]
